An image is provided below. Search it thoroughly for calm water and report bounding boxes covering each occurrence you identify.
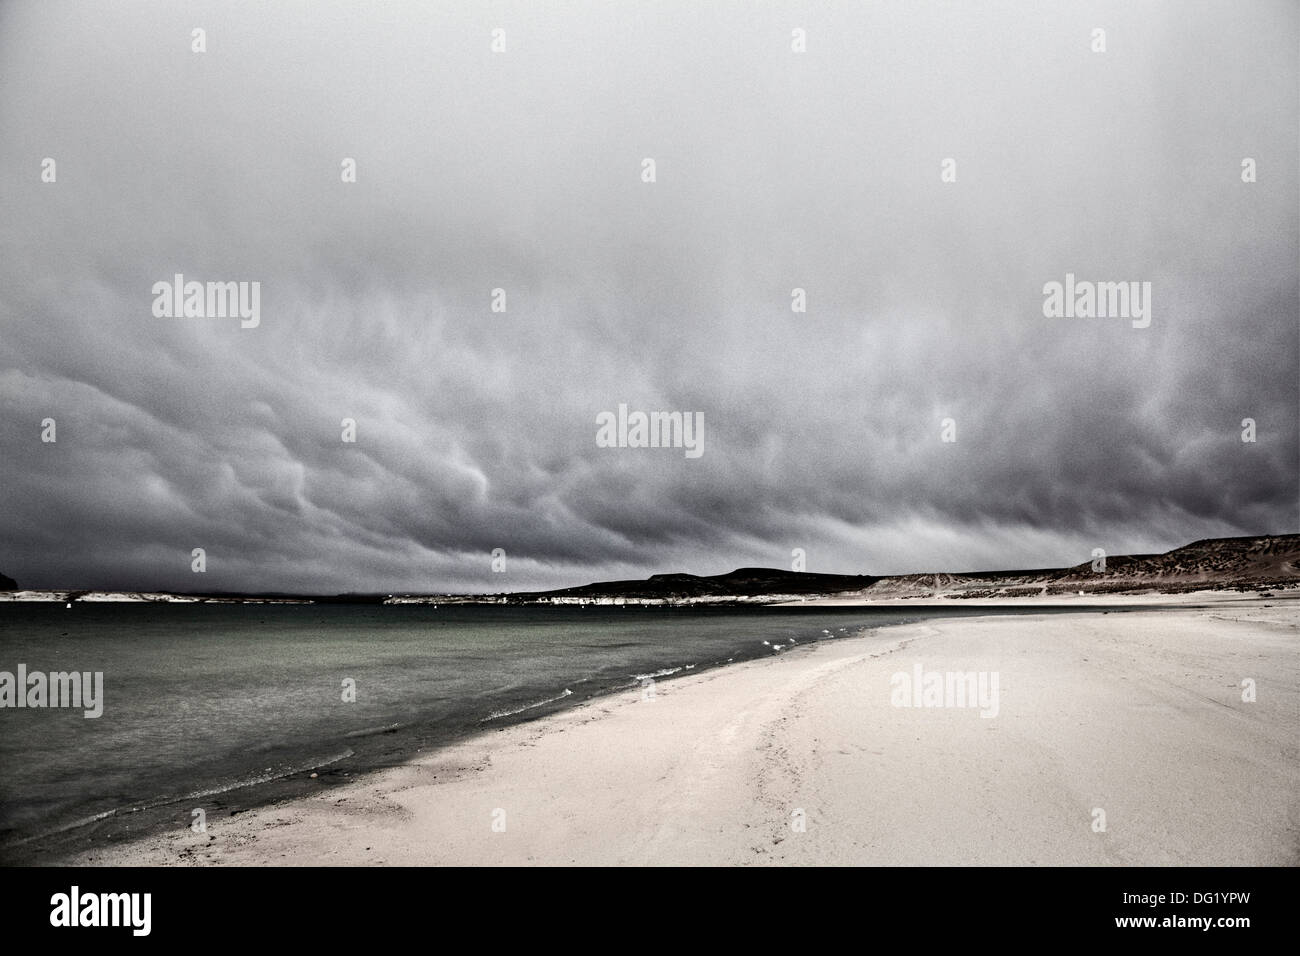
[0,601,1131,857]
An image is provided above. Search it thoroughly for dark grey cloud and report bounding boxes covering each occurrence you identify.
[1,0,1296,593]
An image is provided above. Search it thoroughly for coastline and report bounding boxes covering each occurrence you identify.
[63,593,1299,866]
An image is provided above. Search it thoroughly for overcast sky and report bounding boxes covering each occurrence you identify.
[1,0,1296,594]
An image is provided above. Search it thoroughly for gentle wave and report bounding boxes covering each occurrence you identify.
[344,722,405,739]
[480,688,573,722]
[7,807,120,846]
[631,666,682,681]
[6,748,356,848]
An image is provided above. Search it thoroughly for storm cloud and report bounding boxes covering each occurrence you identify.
[1,0,1296,593]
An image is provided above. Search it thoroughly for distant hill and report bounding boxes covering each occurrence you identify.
[845,533,1300,600]
[5,534,1297,605]
[517,568,879,602]
[517,533,1300,604]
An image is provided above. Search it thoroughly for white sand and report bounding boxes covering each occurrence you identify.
[74,597,1299,866]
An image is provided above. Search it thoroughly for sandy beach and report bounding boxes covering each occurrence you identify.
[70,595,1299,867]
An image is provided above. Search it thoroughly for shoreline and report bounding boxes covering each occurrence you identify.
[58,594,1299,866]
[2,600,1181,863]
[1,605,894,864]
